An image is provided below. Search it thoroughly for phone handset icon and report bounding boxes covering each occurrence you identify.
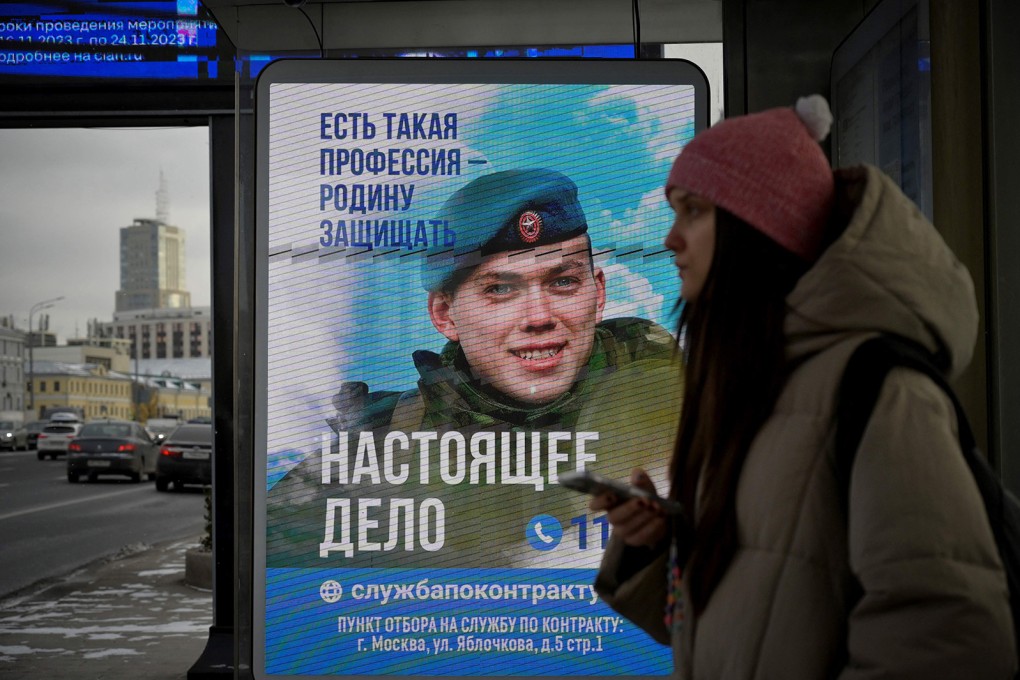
[534,522,555,544]
[526,514,562,551]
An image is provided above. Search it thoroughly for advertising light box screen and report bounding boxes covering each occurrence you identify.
[255,58,707,679]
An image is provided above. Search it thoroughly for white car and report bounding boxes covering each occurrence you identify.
[37,422,84,460]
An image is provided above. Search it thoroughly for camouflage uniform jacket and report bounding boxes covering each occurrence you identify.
[267,317,682,569]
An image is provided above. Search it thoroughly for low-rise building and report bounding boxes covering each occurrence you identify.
[34,337,133,373]
[27,360,134,421]
[0,323,26,417]
[136,357,212,422]
[24,354,212,423]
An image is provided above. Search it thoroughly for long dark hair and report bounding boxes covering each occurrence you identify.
[672,207,809,615]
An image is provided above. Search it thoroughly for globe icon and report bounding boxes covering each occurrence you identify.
[319,580,344,603]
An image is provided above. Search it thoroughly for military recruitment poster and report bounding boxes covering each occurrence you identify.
[254,59,707,678]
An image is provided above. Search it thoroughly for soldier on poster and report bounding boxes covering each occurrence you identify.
[267,168,683,569]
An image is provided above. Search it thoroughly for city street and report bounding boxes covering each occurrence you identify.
[0,448,213,678]
[0,448,206,598]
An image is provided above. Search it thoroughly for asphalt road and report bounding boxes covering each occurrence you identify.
[0,448,206,599]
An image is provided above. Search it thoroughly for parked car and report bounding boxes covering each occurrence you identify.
[37,421,84,459]
[66,420,158,484]
[155,423,212,492]
[0,421,27,451]
[24,420,49,449]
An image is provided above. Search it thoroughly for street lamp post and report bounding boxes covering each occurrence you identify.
[28,296,65,416]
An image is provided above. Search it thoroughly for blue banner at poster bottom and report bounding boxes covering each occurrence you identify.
[266,568,672,676]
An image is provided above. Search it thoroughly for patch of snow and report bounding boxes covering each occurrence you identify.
[0,622,209,635]
[82,648,141,659]
[0,644,68,655]
[137,568,181,577]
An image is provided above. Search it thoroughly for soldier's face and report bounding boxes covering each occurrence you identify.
[428,235,606,404]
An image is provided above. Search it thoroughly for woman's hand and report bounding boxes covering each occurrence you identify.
[589,468,669,548]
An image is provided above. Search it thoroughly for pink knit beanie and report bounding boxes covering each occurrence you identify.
[665,95,835,261]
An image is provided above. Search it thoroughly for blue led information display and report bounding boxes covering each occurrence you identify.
[0,0,229,80]
[0,1,636,84]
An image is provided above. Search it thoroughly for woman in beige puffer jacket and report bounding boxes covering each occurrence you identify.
[593,97,1016,679]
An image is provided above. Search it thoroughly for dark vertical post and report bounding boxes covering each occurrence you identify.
[722,0,747,116]
[188,114,237,679]
[929,0,988,452]
[233,80,257,680]
[985,0,1020,493]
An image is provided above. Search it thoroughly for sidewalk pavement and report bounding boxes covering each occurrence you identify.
[0,536,213,680]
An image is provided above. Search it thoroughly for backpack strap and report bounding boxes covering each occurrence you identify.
[834,335,975,513]
[835,335,1020,674]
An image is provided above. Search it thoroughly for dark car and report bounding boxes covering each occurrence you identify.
[155,423,212,492]
[0,421,27,451]
[66,420,158,483]
[24,420,48,449]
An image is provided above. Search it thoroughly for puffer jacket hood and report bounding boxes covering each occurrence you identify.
[785,164,978,379]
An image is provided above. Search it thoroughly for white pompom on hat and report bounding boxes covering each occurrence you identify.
[795,94,834,142]
[665,95,836,261]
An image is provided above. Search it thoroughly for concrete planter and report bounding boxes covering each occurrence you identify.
[185,547,213,590]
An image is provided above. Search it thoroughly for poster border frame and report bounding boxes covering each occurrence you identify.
[252,56,709,680]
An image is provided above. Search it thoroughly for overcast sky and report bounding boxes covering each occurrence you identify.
[0,126,211,342]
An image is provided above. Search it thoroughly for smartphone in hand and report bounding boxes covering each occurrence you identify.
[558,470,685,516]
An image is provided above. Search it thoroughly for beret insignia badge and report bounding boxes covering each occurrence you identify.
[517,210,542,243]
